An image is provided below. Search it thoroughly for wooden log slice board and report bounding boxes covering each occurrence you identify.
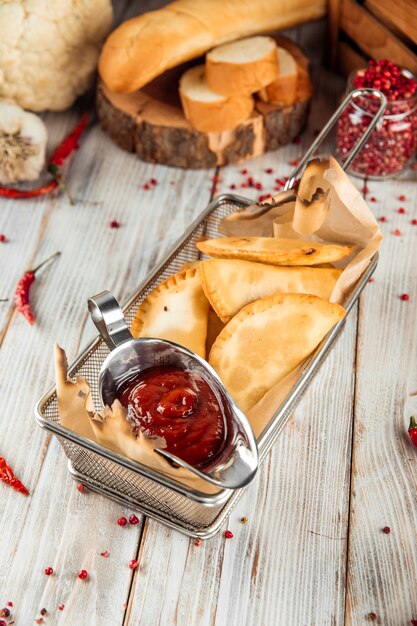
[96,36,313,169]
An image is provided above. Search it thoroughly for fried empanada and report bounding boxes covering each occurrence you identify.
[196,236,353,266]
[209,293,345,411]
[199,259,342,323]
[131,268,209,358]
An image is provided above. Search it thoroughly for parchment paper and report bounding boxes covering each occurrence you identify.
[221,155,382,435]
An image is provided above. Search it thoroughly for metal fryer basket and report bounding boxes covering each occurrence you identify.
[36,193,377,538]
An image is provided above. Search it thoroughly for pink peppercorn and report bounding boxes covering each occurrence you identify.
[382,526,391,533]
[58,604,65,611]
[410,620,417,625]
[78,569,88,580]
[370,197,377,202]
[0,609,10,618]
[265,168,273,174]
[100,550,109,558]
[0,621,7,626]
[0,235,6,243]
[143,183,150,190]
[401,294,410,301]
[254,182,263,190]
[109,220,120,229]
[77,483,85,493]
[150,178,157,185]
[229,183,236,190]
[129,559,139,570]
[398,208,406,214]
[129,514,139,525]
[224,530,234,539]
[194,538,202,547]
[399,194,406,201]
[378,217,386,222]
[44,567,53,576]
[117,516,127,526]
[240,168,248,175]
[393,229,401,236]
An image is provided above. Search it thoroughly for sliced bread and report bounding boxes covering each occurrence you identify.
[205,36,279,96]
[179,65,253,133]
[259,47,299,105]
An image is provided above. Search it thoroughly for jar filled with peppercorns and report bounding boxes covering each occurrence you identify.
[336,60,417,178]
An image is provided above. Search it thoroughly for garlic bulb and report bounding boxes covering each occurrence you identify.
[0,102,47,184]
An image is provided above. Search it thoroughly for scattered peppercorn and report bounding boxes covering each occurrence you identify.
[370,197,377,202]
[240,516,248,524]
[58,604,65,611]
[368,278,374,283]
[399,194,407,201]
[117,516,127,526]
[77,483,85,493]
[129,559,139,570]
[40,608,47,616]
[143,183,150,190]
[378,216,386,222]
[78,569,88,580]
[44,567,53,576]
[398,207,406,214]
[411,219,417,225]
[289,159,299,167]
[35,618,43,625]
[240,169,248,175]
[0,621,7,626]
[229,183,236,190]
[7,603,12,608]
[150,178,158,185]
[367,612,377,622]
[410,619,417,625]
[362,186,368,195]
[0,234,6,242]
[224,530,234,539]
[109,220,120,229]
[194,538,202,547]
[393,229,401,236]
[382,526,391,534]
[100,550,109,558]
[265,168,273,174]
[0,609,10,618]
[408,416,417,448]
[129,514,139,525]
[401,294,410,301]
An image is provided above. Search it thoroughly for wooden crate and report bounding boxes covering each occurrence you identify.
[328,0,417,75]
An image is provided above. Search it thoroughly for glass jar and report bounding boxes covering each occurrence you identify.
[336,71,417,178]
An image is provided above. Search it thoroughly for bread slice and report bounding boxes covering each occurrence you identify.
[179,65,253,133]
[205,36,279,96]
[259,47,299,105]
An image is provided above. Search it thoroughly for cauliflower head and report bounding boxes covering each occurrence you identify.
[0,0,113,111]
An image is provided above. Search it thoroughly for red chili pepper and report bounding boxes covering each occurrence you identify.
[0,456,29,495]
[49,113,88,167]
[0,180,58,199]
[408,417,417,447]
[14,251,61,325]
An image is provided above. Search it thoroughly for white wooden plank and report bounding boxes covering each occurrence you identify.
[127,64,357,626]
[346,177,417,625]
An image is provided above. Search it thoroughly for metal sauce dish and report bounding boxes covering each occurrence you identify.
[87,291,258,490]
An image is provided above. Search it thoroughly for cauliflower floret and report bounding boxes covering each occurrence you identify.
[0,0,113,111]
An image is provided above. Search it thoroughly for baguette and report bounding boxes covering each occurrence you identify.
[99,0,326,93]
[179,65,254,132]
[205,36,279,96]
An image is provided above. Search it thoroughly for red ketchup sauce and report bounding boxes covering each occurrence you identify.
[118,366,226,467]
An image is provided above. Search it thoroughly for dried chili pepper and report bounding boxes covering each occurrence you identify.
[408,417,417,448]
[0,180,58,199]
[0,113,88,202]
[14,251,60,325]
[0,456,29,495]
[48,113,88,168]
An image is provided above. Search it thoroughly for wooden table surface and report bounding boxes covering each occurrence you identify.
[1,5,417,625]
